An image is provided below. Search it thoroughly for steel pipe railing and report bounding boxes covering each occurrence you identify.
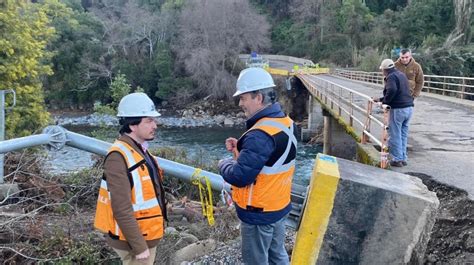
[333,69,474,100]
[0,134,53,154]
[1,125,230,192]
[0,125,306,228]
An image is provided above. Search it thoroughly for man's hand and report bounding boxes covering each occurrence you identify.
[225,137,238,152]
[136,249,150,260]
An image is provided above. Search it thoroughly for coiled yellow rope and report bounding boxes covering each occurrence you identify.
[191,168,215,226]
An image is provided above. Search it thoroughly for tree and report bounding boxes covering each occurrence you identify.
[89,0,179,102]
[398,0,454,47]
[93,73,132,115]
[42,0,106,108]
[338,0,374,65]
[251,0,291,20]
[366,9,402,52]
[364,0,407,14]
[444,0,472,47]
[0,1,54,138]
[175,0,271,99]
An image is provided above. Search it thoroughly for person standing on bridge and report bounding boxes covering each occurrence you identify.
[395,49,424,99]
[94,92,167,264]
[218,67,297,264]
[373,59,414,167]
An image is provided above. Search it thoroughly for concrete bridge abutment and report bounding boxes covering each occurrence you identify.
[322,108,357,160]
[292,154,440,264]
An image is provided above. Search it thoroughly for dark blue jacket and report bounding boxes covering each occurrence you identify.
[219,103,292,225]
[380,68,414,109]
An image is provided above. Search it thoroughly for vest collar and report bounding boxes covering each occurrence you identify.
[118,134,147,157]
[246,103,284,129]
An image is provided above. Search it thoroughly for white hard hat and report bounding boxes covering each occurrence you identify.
[379,59,395,70]
[234,67,275,97]
[117,92,161,117]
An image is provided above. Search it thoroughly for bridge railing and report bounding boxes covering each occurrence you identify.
[333,69,474,100]
[297,74,389,168]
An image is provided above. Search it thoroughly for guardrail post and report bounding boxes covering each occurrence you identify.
[361,101,373,144]
[425,76,430,93]
[338,87,342,116]
[0,90,16,183]
[461,78,466,99]
[349,93,354,126]
[443,77,446,96]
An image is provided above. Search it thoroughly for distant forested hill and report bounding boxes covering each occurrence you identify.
[253,0,473,76]
[1,0,472,137]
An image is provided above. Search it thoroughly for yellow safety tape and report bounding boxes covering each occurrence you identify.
[263,67,330,76]
[191,168,215,226]
[265,67,290,76]
[291,154,340,264]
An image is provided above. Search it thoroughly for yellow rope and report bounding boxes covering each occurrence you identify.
[191,168,215,226]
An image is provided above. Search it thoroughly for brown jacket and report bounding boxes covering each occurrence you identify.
[395,58,424,98]
[104,135,165,255]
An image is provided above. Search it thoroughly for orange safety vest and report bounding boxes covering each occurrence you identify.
[232,116,297,212]
[94,140,164,241]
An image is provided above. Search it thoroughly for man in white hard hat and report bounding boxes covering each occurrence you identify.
[94,92,167,264]
[373,59,414,167]
[218,67,297,264]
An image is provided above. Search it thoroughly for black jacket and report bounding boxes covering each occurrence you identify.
[380,68,414,109]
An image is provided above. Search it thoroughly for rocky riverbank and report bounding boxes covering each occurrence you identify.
[52,101,246,128]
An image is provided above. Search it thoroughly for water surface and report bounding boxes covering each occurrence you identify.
[44,126,321,185]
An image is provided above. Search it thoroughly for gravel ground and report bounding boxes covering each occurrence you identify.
[188,228,297,264]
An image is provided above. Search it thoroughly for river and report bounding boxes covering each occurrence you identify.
[43,125,321,186]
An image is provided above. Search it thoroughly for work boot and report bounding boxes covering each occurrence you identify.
[402,161,408,166]
[390,161,404,167]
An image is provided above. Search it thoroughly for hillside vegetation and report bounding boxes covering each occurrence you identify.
[1,0,472,137]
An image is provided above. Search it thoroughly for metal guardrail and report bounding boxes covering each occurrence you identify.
[333,69,474,100]
[239,54,315,67]
[0,125,306,228]
[297,74,389,168]
[265,67,330,76]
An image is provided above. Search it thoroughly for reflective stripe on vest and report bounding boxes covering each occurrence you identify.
[256,119,297,174]
[233,116,296,212]
[94,140,164,241]
[113,142,160,211]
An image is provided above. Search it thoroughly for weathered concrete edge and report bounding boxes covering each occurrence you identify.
[407,199,440,264]
[356,142,381,167]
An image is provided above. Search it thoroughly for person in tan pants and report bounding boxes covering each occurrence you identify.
[94,92,167,264]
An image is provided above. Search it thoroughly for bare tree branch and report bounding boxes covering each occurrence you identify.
[0,246,64,262]
[175,0,271,99]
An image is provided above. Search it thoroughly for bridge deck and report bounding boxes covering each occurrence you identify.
[307,74,474,200]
